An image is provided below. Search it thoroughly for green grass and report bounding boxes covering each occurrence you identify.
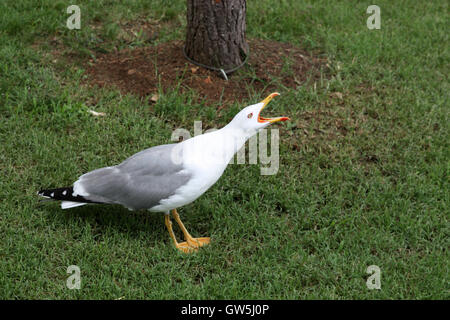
[0,0,448,299]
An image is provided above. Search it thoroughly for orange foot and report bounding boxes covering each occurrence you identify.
[176,237,211,253]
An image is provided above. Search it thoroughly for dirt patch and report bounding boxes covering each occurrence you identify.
[84,39,325,105]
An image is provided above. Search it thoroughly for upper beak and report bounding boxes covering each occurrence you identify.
[258,92,290,123]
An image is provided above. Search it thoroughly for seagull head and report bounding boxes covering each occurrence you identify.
[226,92,290,136]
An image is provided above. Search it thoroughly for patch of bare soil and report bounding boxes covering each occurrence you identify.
[85,39,325,105]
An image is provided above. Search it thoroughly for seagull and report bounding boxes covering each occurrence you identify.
[38,93,289,253]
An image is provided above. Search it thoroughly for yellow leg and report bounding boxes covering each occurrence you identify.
[164,209,210,253]
[164,214,179,247]
[172,209,210,250]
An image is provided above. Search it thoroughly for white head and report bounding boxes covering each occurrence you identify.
[225,92,290,137]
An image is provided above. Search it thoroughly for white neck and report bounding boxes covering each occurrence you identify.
[181,124,255,168]
[218,125,255,158]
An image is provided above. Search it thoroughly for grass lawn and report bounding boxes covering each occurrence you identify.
[0,0,448,299]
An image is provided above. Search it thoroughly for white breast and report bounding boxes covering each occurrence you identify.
[149,130,239,212]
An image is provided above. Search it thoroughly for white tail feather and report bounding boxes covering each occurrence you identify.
[61,201,87,209]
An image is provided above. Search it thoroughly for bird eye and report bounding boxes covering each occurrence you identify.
[247,113,253,119]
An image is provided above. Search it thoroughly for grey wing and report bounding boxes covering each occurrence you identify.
[74,144,190,210]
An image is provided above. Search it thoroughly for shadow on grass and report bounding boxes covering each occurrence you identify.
[41,201,167,242]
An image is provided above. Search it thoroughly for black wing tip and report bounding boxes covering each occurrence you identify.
[37,186,99,204]
[38,186,74,200]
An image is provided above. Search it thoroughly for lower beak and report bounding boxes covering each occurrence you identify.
[258,92,290,123]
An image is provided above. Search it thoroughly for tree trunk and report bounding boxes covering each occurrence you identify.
[185,0,249,71]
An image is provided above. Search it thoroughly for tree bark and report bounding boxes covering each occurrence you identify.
[185,0,249,71]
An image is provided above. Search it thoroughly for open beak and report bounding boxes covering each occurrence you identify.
[258,92,290,123]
